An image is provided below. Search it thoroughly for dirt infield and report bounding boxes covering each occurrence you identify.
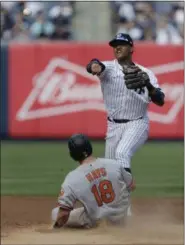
[1,196,184,245]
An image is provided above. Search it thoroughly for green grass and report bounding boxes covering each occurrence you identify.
[1,141,184,197]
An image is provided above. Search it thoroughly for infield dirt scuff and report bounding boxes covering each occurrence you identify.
[1,196,184,245]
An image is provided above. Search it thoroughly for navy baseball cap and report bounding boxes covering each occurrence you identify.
[109,33,133,47]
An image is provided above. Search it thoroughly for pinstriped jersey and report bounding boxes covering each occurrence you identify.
[57,158,132,222]
[99,59,160,120]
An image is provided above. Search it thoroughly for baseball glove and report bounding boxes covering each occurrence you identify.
[122,65,150,90]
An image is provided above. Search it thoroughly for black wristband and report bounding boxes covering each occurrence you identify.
[150,88,165,106]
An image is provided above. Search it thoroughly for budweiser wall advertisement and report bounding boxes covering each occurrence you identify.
[8,43,184,139]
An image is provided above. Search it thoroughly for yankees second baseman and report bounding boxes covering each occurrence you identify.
[52,134,135,229]
[86,33,165,174]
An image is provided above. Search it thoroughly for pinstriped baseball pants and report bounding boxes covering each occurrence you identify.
[105,118,149,168]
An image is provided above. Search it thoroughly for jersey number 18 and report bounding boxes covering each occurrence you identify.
[91,180,115,206]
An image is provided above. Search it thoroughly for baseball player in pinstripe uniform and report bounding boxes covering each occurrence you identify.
[86,33,165,187]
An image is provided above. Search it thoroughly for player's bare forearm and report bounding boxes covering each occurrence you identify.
[53,207,70,228]
[147,84,165,106]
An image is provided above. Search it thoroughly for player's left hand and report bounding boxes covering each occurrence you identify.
[122,65,150,90]
[53,208,70,228]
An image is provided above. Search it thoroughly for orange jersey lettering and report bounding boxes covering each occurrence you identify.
[86,168,107,183]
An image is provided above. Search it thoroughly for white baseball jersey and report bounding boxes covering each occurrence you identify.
[99,59,160,120]
[57,158,132,222]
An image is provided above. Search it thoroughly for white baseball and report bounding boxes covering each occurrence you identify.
[23,8,32,16]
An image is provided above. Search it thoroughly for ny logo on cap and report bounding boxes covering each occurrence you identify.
[116,33,123,38]
[116,33,128,41]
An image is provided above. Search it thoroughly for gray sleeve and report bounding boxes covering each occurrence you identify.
[120,166,133,187]
[57,179,76,211]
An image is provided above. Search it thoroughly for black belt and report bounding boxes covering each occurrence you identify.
[108,117,142,123]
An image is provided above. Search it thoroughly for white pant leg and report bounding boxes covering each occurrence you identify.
[105,121,126,159]
[115,118,149,168]
[51,207,94,228]
[66,207,95,228]
[106,196,130,225]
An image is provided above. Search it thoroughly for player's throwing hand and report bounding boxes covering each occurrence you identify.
[86,59,105,76]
